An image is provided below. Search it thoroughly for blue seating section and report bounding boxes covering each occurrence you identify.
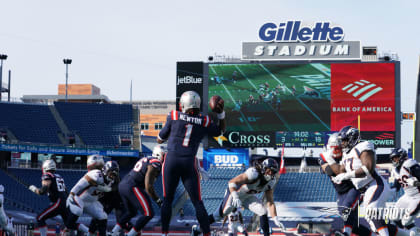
[182,169,337,216]
[5,168,187,216]
[3,167,404,217]
[54,102,133,147]
[0,103,61,144]
[0,169,47,213]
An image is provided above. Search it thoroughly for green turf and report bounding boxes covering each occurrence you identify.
[208,63,331,132]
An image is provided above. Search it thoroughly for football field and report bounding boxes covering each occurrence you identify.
[208,63,331,132]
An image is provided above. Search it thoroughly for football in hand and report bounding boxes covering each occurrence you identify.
[209,95,224,113]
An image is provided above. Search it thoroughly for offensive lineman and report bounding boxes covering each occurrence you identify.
[28,159,78,236]
[158,90,226,236]
[332,126,414,236]
[88,160,123,236]
[0,185,14,235]
[319,133,371,236]
[111,145,167,236]
[222,208,248,236]
[65,155,112,236]
[389,148,420,230]
[201,158,285,236]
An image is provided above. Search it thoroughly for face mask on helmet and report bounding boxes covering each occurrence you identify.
[261,158,279,181]
[103,161,119,182]
[389,148,407,167]
[42,159,56,173]
[327,133,342,159]
[338,126,360,153]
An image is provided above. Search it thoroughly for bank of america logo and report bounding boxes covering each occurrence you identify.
[342,80,382,102]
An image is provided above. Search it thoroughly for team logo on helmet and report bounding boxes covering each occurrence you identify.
[338,126,360,153]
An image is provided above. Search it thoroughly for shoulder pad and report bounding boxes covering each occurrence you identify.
[403,159,418,168]
[87,170,104,185]
[42,173,54,181]
[170,110,179,121]
[245,167,259,181]
[355,141,374,153]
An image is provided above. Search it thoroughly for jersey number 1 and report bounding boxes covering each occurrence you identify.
[182,124,193,147]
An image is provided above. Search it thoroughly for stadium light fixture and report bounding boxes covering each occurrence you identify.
[0,54,8,102]
[63,59,72,102]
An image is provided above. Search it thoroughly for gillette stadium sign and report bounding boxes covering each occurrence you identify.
[242,21,361,60]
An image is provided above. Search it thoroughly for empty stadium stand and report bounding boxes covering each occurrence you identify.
[54,102,133,147]
[0,103,61,144]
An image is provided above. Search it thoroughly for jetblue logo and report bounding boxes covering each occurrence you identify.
[177,76,202,85]
[342,80,383,102]
[259,21,344,42]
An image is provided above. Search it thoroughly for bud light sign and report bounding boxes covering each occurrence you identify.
[203,148,249,170]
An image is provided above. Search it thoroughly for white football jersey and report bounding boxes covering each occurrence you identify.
[72,169,105,202]
[237,167,276,197]
[228,210,240,225]
[341,141,376,189]
[392,159,420,196]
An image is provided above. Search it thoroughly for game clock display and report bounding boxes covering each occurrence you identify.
[276,131,327,148]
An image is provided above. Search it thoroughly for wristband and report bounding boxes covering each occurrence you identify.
[217,111,225,120]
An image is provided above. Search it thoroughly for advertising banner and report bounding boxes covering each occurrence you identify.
[0,143,139,157]
[176,62,204,111]
[203,148,249,170]
[330,63,395,131]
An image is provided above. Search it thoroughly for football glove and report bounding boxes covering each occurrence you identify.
[29,185,37,193]
[332,171,355,184]
[199,167,210,181]
[230,191,242,208]
[273,216,285,230]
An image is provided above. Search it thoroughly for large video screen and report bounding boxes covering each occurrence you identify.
[204,62,398,148]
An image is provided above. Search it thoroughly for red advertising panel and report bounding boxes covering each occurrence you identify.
[330,63,395,131]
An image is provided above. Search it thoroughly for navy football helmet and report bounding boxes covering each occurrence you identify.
[338,126,360,153]
[103,160,119,182]
[389,148,408,167]
[261,158,279,181]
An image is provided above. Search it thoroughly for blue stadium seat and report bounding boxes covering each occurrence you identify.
[0,103,61,144]
[54,102,133,147]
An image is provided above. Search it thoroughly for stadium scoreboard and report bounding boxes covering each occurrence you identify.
[176,61,401,149]
[276,131,328,148]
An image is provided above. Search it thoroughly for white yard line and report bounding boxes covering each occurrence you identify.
[235,65,292,131]
[210,66,253,131]
[259,64,330,130]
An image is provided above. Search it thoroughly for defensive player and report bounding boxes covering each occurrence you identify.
[332,126,414,236]
[111,145,167,236]
[88,160,122,236]
[28,159,72,236]
[65,155,111,236]
[0,185,14,235]
[202,158,285,236]
[158,91,226,236]
[222,208,248,236]
[389,148,420,230]
[319,133,371,236]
